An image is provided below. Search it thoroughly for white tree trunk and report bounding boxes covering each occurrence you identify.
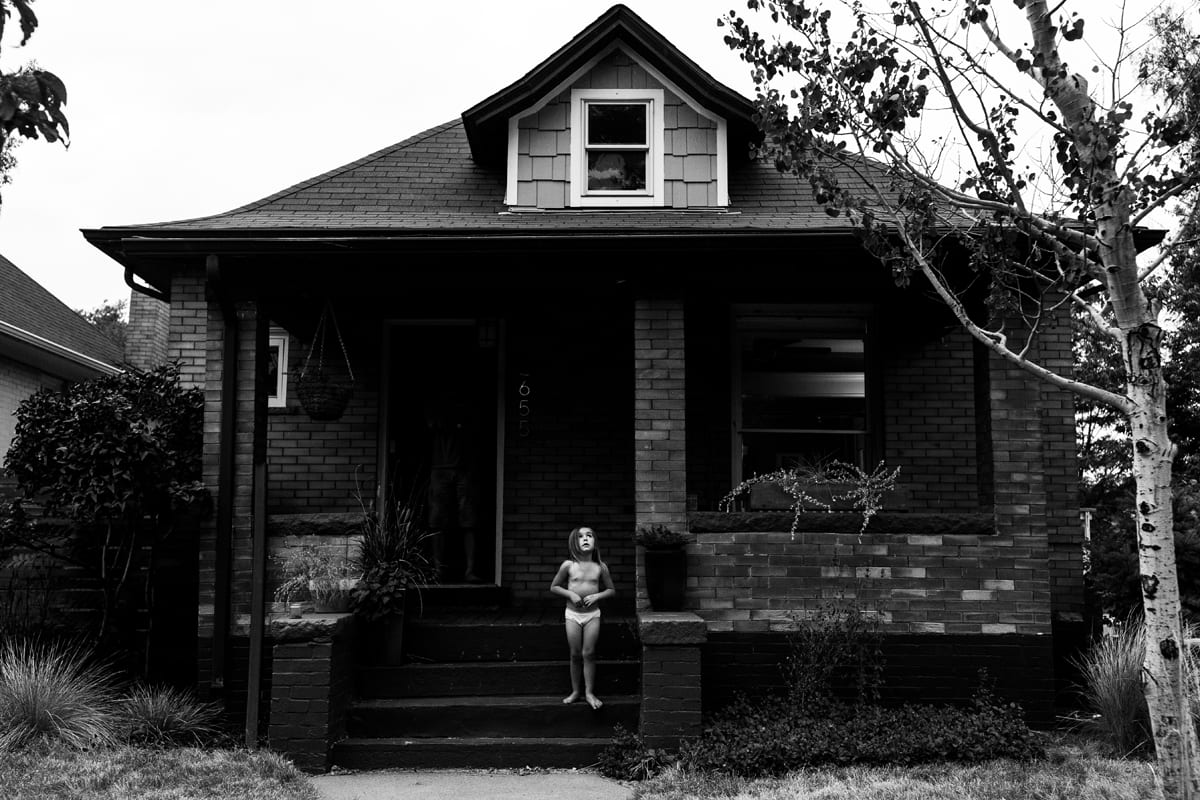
[1128,340,1199,800]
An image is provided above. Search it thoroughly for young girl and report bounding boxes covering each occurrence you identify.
[550,526,616,709]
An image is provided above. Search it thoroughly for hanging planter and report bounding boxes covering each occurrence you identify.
[296,302,355,421]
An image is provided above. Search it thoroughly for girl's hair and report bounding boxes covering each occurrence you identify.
[568,526,602,563]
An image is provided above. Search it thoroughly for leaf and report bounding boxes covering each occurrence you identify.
[1063,18,1084,41]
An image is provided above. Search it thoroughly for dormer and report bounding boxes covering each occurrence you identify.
[462,5,759,211]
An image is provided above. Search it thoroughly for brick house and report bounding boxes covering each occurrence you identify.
[0,253,123,497]
[84,4,1094,772]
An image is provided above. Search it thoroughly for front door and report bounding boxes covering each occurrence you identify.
[383,321,498,585]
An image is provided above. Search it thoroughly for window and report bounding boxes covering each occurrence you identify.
[570,89,664,206]
[267,331,289,408]
[733,306,874,484]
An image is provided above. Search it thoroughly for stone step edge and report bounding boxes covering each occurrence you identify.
[352,694,639,709]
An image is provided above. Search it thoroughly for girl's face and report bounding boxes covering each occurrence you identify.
[576,528,596,552]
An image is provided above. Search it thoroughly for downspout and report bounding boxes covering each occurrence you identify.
[206,255,235,695]
[245,309,269,748]
[125,266,169,303]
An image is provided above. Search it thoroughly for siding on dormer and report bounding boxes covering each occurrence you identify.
[513,50,721,209]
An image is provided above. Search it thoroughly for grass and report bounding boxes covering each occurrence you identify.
[0,744,319,800]
[630,731,1156,800]
[0,637,121,751]
[121,684,223,746]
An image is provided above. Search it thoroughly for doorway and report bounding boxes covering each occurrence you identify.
[382,321,499,585]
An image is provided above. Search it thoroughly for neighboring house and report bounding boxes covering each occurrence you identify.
[84,5,1111,772]
[0,254,123,495]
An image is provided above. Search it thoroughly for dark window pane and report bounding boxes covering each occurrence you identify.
[587,150,646,190]
[587,103,646,145]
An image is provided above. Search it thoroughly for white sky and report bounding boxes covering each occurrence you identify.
[0,0,1182,314]
[0,1,754,313]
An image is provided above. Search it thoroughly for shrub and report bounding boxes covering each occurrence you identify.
[598,723,674,781]
[0,638,120,751]
[120,684,223,747]
[783,599,885,705]
[679,677,1043,777]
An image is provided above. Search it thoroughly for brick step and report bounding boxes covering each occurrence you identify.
[356,659,639,698]
[403,617,640,663]
[346,694,638,739]
[332,736,612,770]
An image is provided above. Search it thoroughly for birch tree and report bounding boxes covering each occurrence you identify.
[720,1,1200,796]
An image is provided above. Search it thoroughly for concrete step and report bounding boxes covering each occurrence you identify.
[332,736,612,770]
[356,659,640,698]
[346,694,638,739]
[403,617,640,663]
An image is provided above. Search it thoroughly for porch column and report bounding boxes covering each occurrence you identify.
[633,297,689,604]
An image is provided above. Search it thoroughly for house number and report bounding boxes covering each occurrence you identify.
[518,373,532,438]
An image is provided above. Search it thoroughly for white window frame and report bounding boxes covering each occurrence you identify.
[570,88,665,207]
[268,331,289,408]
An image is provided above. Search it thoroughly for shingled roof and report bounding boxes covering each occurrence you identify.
[0,253,123,377]
[86,119,859,235]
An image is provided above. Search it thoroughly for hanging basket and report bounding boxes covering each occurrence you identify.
[297,302,355,422]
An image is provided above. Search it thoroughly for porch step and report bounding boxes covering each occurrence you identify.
[332,736,612,770]
[403,616,640,662]
[347,694,638,739]
[336,604,642,769]
[357,659,639,698]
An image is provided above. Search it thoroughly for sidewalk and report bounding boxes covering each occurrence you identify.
[310,767,635,800]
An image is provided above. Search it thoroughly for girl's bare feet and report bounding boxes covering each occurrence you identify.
[585,693,603,710]
[562,692,580,704]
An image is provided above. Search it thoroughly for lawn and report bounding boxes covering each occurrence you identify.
[0,744,319,800]
[630,732,1157,800]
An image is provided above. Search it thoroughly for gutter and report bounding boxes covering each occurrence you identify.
[0,320,122,376]
[124,266,169,303]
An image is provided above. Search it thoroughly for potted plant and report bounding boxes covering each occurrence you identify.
[634,524,693,612]
[273,543,358,614]
[350,495,435,663]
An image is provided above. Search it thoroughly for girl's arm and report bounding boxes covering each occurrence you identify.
[583,562,617,606]
[550,561,581,605]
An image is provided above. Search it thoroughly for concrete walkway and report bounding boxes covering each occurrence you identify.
[310,767,635,800]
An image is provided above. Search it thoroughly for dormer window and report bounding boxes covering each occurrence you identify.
[570,88,665,207]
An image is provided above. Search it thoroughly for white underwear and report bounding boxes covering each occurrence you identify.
[565,606,601,628]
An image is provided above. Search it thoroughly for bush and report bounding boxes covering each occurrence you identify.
[783,599,885,705]
[598,723,674,780]
[1069,617,1151,757]
[120,684,223,747]
[679,678,1043,777]
[0,638,120,751]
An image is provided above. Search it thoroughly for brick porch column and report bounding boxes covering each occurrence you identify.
[633,297,688,609]
[267,614,356,773]
[639,612,706,749]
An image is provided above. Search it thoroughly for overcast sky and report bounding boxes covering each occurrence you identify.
[0,1,753,313]
[0,1,1180,315]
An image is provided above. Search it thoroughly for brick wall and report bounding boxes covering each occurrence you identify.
[500,299,635,600]
[883,326,981,511]
[687,529,1050,635]
[126,289,169,370]
[267,331,378,515]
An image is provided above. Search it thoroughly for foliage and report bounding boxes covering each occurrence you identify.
[349,490,435,621]
[119,684,222,748]
[0,0,69,194]
[680,674,1042,777]
[4,363,205,521]
[1069,617,1153,758]
[0,637,120,751]
[720,459,900,537]
[271,543,357,607]
[76,299,129,356]
[633,524,693,550]
[2,364,206,646]
[783,599,885,706]
[597,723,675,781]
[0,745,320,800]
